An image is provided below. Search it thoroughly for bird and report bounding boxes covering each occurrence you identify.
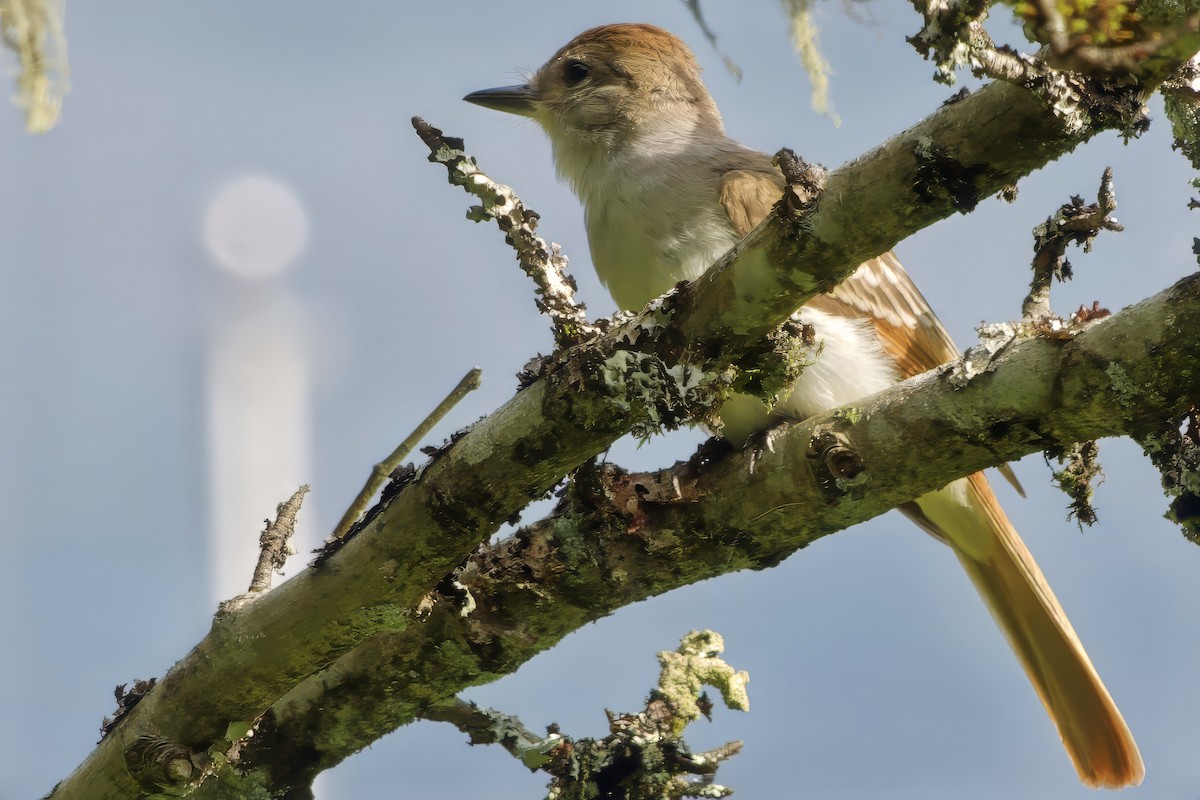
[465,22,1143,788]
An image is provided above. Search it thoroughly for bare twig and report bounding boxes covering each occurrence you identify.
[678,0,742,81]
[412,117,598,347]
[329,367,481,542]
[248,485,310,593]
[1023,167,1123,321]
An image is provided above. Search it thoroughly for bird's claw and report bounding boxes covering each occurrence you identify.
[743,420,791,474]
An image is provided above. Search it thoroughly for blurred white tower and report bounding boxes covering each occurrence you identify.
[203,175,313,602]
[203,174,335,797]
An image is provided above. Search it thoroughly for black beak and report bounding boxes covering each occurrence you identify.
[463,84,539,116]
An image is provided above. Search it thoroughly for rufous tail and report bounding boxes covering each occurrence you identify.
[907,473,1143,788]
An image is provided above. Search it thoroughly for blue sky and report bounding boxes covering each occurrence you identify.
[2,3,1197,798]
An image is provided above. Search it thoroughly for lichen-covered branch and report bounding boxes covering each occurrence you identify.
[1047,440,1103,527]
[1023,167,1123,321]
[247,485,308,594]
[46,17,1200,797]
[422,699,552,769]
[426,631,747,799]
[1163,57,1200,174]
[206,272,1200,795]
[907,0,994,85]
[412,117,598,348]
[909,0,1200,86]
[1021,0,1200,75]
[1136,410,1200,542]
[1017,168,1122,522]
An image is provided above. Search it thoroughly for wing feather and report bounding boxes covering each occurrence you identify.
[716,168,1025,494]
[719,169,959,378]
[821,252,959,379]
[717,168,785,238]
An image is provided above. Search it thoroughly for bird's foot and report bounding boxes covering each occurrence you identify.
[743,420,792,475]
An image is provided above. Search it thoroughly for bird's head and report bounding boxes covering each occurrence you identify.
[465,24,723,172]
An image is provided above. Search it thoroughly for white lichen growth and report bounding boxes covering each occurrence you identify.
[951,321,1021,386]
[599,349,722,438]
[451,577,476,618]
[1042,69,1091,137]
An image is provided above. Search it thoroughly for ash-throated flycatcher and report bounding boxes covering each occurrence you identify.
[466,23,1142,787]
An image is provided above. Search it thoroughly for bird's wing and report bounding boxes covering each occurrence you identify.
[816,252,959,379]
[717,168,1024,493]
[717,168,785,239]
[719,168,958,378]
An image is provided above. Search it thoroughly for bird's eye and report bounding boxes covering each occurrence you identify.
[563,61,590,85]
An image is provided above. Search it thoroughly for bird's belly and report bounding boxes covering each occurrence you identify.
[719,306,899,444]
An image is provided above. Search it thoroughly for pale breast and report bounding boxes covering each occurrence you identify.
[579,142,743,312]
